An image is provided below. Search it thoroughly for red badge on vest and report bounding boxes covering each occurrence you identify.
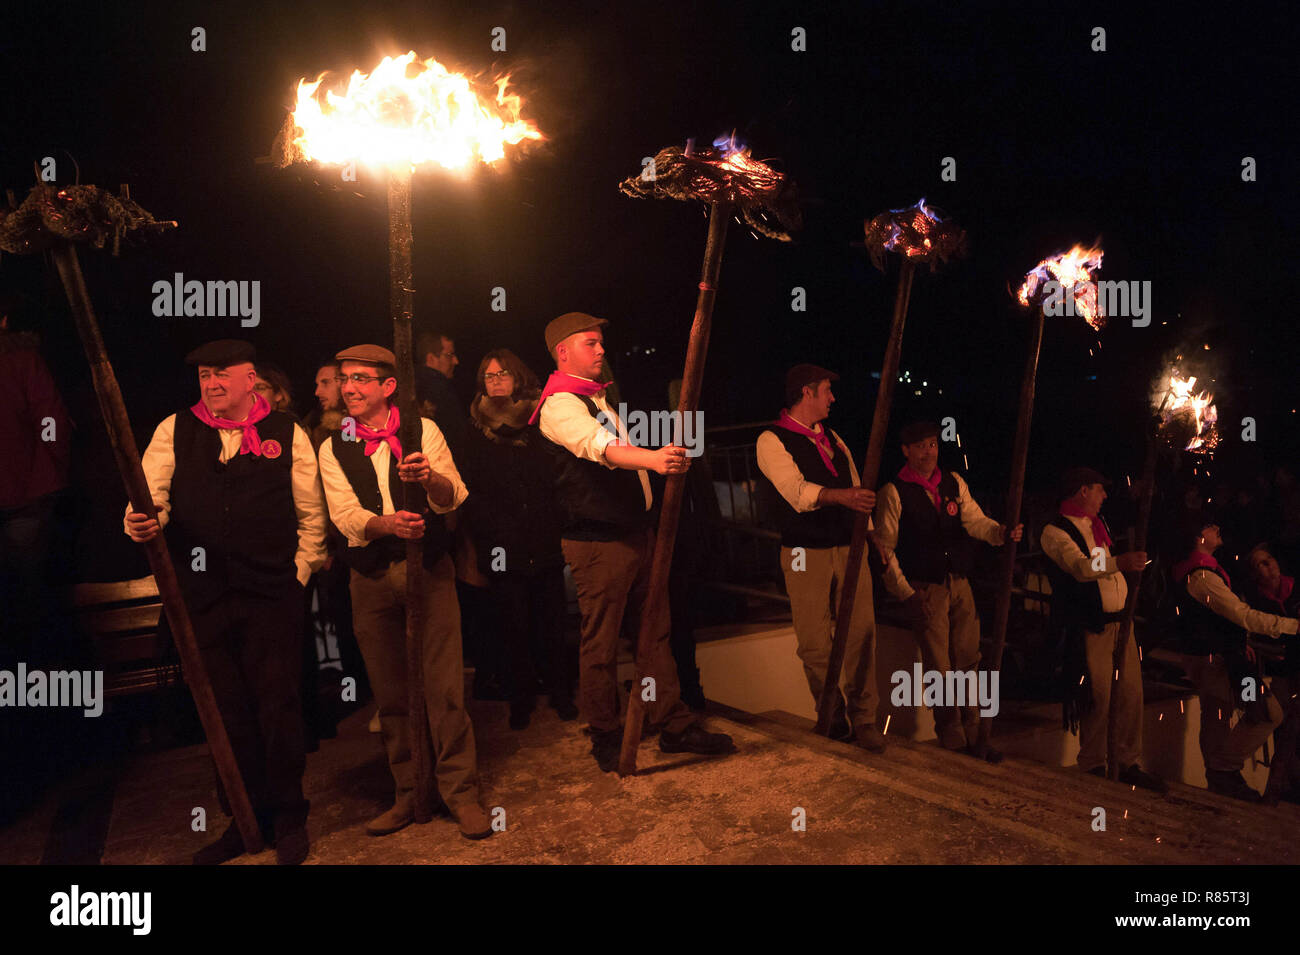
[260,439,283,459]
[945,500,958,516]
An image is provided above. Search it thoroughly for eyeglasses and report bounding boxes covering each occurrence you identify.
[334,373,388,385]
[483,370,514,381]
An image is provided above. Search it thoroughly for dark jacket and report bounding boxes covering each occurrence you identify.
[461,395,564,577]
[758,427,856,549]
[893,471,975,584]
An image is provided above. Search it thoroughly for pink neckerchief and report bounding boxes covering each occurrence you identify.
[1059,499,1113,550]
[1260,575,1295,606]
[776,411,838,477]
[528,372,609,426]
[898,464,942,510]
[1172,549,1230,590]
[355,405,403,460]
[190,393,271,456]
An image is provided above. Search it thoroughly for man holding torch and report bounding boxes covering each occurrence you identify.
[317,344,492,839]
[1171,520,1292,801]
[874,421,1022,759]
[532,312,734,772]
[756,364,884,751]
[124,339,327,864]
[1040,468,1165,791]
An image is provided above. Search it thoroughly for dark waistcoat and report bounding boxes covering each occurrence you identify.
[329,426,449,578]
[759,427,855,549]
[894,471,974,584]
[541,395,649,542]
[167,408,299,609]
[1043,515,1117,634]
[1174,565,1245,655]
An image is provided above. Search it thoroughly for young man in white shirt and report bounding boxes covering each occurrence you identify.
[317,344,491,839]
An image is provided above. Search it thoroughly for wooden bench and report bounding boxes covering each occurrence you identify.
[71,577,182,697]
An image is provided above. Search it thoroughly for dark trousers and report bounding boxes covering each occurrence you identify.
[490,568,570,706]
[562,528,694,735]
[191,586,308,825]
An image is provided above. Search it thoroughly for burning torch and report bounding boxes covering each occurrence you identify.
[615,133,800,773]
[270,51,542,816]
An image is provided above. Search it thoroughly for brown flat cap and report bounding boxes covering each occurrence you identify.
[545,312,608,355]
[335,344,396,366]
[186,339,256,367]
[1059,466,1112,501]
[900,420,940,446]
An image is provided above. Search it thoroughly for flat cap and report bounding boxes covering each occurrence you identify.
[335,344,396,366]
[1059,466,1113,500]
[545,312,608,355]
[185,339,256,367]
[784,363,839,405]
[900,420,940,446]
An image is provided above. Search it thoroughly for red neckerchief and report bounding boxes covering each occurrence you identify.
[1059,499,1113,549]
[776,411,838,477]
[355,404,403,460]
[1171,549,1231,590]
[528,372,608,426]
[1262,575,1295,605]
[190,393,271,456]
[898,464,942,510]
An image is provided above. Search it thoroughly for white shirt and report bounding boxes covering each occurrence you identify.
[537,386,652,510]
[874,472,1004,601]
[1039,514,1128,613]
[1184,566,1298,638]
[125,412,327,586]
[317,416,468,548]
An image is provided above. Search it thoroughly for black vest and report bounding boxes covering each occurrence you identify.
[893,471,974,584]
[1174,564,1245,655]
[329,424,449,577]
[166,408,299,609]
[1043,515,1120,634]
[759,427,855,549]
[542,395,649,542]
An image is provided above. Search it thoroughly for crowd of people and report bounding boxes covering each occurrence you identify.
[3,300,1298,866]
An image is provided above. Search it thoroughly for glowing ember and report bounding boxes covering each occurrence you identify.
[1017,244,1105,329]
[286,51,542,170]
[862,198,966,270]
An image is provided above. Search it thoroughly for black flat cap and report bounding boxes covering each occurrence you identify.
[900,420,940,445]
[185,339,256,367]
[784,363,839,405]
[1059,466,1112,500]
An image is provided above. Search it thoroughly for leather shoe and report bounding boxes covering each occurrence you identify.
[366,795,415,836]
[828,714,853,742]
[855,724,887,753]
[1119,763,1168,794]
[1206,769,1261,802]
[192,823,248,866]
[659,724,735,756]
[453,802,494,840]
[591,728,622,773]
[274,814,310,865]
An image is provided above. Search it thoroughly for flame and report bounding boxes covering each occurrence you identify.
[710,131,777,179]
[1017,244,1105,329]
[882,198,941,257]
[1158,370,1219,453]
[289,51,543,170]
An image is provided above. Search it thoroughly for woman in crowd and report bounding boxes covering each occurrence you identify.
[460,349,575,729]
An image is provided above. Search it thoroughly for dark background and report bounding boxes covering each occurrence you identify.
[3,0,1296,532]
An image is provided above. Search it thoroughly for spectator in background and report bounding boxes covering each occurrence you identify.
[0,303,73,657]
[303,359,344,450]
[1243,543,1300,805]
[254,362,295,415]
[461,349,575,728]
[414,329,466,458]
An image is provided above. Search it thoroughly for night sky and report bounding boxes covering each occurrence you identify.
[3,0,1296,518]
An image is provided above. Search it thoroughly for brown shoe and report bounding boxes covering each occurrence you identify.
[453,802,494,840]
[366,795,415,836]
[854,724,887,753]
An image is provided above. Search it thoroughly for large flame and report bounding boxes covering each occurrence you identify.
[1158,370,1219,453]
[1017,244,1105,329]
[289,51,543,170]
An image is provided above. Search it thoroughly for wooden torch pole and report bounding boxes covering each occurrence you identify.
[387,166,434,820]
[976,302,1047,754]
[618,201,732,776]
[51,242,263,853]
[815,259,915,735]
